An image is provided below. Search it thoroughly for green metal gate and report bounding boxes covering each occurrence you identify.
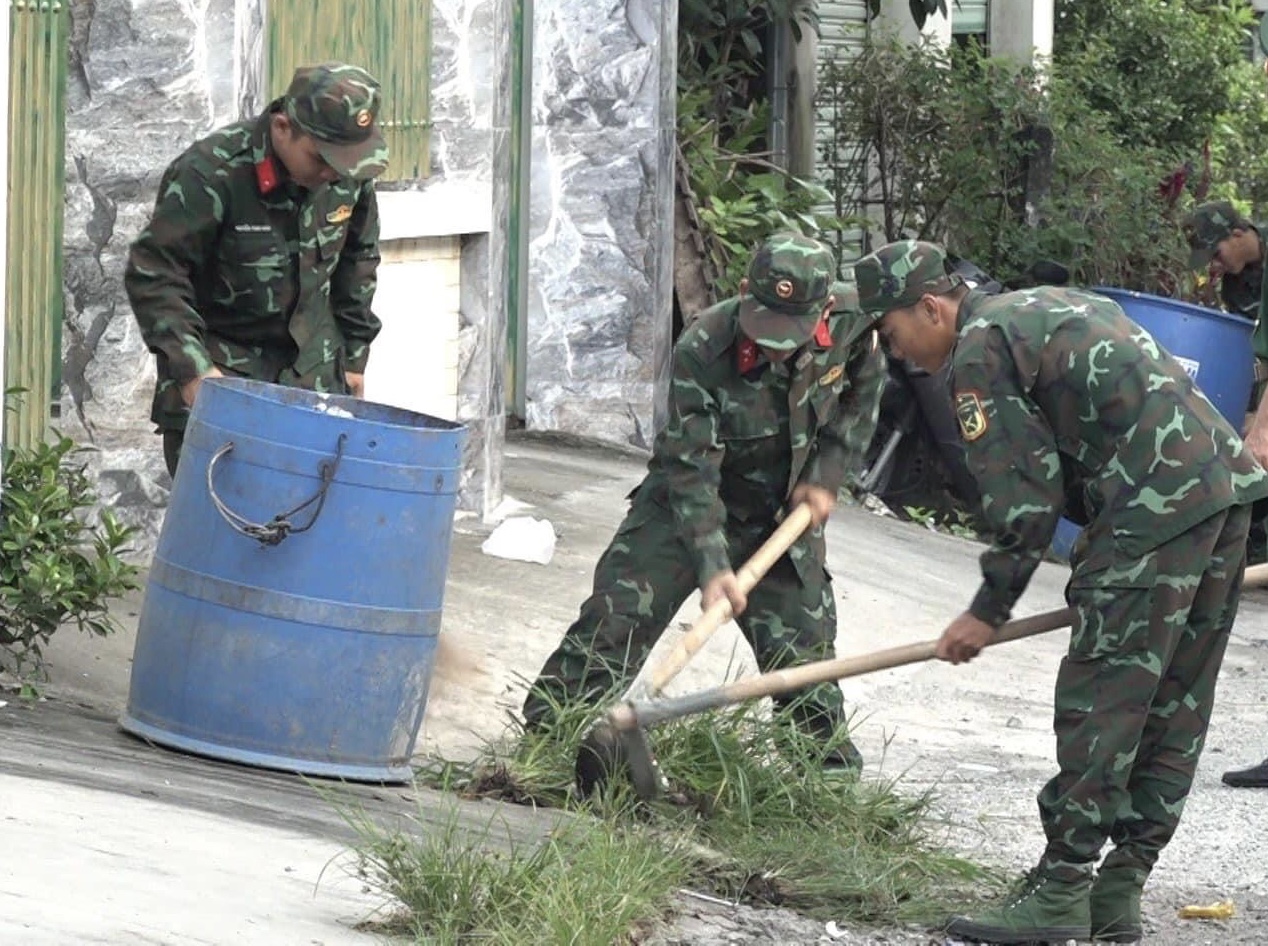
[266,0,433,182]
[5,0,69,449]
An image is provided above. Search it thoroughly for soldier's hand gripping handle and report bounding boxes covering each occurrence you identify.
[701,571,747,619]
[790,483,836,526]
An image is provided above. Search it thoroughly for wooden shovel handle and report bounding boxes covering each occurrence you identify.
[643,503,815,699]
[1245,562,1268,589]
[621,605,1077,731]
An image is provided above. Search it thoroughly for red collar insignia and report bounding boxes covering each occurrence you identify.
[737,337,760,374]
[255,156,280,195]
[814,315,833,348]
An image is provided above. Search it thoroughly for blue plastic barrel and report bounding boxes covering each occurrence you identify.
[1092,287,1256,423]
[1047,288,1256,562]
[120,378,467,783]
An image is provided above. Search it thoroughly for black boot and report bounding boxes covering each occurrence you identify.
[1222,757,1268,788]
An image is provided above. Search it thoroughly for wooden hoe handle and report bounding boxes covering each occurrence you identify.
[643,504,815,699]
[620,606,1077,731]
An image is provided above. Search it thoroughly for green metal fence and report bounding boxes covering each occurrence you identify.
[267,0,433,181]
[5,0,68,449]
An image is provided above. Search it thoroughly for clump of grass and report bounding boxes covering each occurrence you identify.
[416,691,603,810]
[349,681,1003,942]
[341,801,692,946]
[648,698,1003,922]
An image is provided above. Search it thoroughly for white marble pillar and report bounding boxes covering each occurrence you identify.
[524,0,678,449]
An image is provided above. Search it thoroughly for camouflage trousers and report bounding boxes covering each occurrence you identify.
[1247,499,1267,566]
[521,490,851,760]
[1038,503,1252,875]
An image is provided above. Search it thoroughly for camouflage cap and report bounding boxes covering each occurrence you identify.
[1182,200,1251,270]
[737,232,836,351]
[855,240,962,318]
[284,62,389,181]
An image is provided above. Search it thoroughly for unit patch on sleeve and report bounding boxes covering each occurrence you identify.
[955,391,988,442]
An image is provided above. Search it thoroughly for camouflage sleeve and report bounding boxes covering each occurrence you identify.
[659,344,731,586]
[331,182,382,373]
[955,334,1065,627]
[801,342,886,494]
[124,160,222,384]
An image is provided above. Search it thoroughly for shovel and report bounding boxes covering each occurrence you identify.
[595,605,1078,800]
[574,503,814,795]
[602,559,1268,800]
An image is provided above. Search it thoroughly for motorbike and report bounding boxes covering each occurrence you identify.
[858,256,1071,528]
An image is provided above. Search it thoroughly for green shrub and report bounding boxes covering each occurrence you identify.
[1052,0,1252,158]
[817,39,1189,291]
[678,0,841,296]
[817,2,1267,295]
[1,431,140,687]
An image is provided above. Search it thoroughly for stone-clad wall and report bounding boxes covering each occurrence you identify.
[60,0,238,548]
[524,0,677,449]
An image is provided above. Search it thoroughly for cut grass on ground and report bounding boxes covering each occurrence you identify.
[340,801,692,946]
[339,692,1005,944]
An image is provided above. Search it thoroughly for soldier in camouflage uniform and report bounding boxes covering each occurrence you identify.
[521,233,886,770]
[126,62,388,476]
[1184,201,1268,790]
[1183,200,1266,322]
[855,240,1268,944]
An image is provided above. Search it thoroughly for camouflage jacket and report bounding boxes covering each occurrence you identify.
[125,101,382,430]
[951,287,1268,627]
[642,288,886,586]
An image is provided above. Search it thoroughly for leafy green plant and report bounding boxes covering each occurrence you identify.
[678,0,842,297]
[1,430,140,687]
[817,37,1191,292]
[818,0,1268,297]
[1052,0,1252,158]
[1205,55,1268,217]
[865,0,952,31]
[902,505,981,540]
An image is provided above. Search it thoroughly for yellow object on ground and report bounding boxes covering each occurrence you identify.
[1177,901,1236,920]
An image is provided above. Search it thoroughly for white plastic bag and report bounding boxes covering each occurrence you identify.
[480,516,557,565]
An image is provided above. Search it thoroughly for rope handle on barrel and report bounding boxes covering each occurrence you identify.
[206,433,348,546]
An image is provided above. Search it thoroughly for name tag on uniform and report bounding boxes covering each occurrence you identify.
[234,224,272,233]
[794,351,814,372]
[327,205,353,224]
[819,365,844,387]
